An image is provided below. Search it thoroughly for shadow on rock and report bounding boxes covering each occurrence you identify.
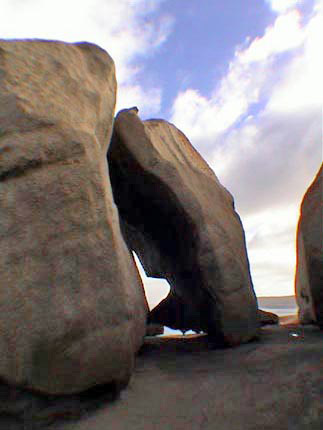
[0,379,120,429]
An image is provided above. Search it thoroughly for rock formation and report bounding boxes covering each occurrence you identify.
[0,40,148,394]
[258,309,279,326]
[148,291,204,335]
[145,323,164,336]
[151,296,278,330]
[108,109,259,346]
[295,163,323,328]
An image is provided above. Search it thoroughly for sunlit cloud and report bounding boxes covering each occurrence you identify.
[265,0,302,14]
[170,9,306,148]
[239,10,304,63]
[267,6,323,112]
[170,2,321,296]
[116,85,162,116]
[244,207,301,296]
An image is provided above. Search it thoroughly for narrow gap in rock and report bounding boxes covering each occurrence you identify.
[133,252,189,336]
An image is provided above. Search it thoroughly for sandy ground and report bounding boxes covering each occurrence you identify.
[45,323,323,430]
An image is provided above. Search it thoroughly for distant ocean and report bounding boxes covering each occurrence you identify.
[260,307,297,317]
[258,296,297,318]
[161,297,298,336]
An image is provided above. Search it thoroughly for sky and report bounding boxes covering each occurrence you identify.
[1,0,322,306]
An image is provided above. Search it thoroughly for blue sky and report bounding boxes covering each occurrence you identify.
[133,0,275,116]
[1,0,322,306]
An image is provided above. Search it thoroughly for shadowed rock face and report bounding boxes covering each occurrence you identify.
[145,324,164,337]
[0,41,148,394]
[108,108,259,346]
[148,291,204,335]
[295,164,323,328]
[150,296,278,331]
[258,310,279,326]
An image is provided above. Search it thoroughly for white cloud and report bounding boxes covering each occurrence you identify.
[171,9,306,148]
[239,10,304,63]
[267,6,323,112]
[244,207,299,296]
[0,0,173,115]
[265,0,302,14]
[210,109,321,213]
[116,85,162,117]
[170,3,322,296]
[209,104,321,297]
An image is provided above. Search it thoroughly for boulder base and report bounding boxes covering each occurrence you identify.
[258,310,279,326]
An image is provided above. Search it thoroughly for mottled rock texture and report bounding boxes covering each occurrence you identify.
[0,40,147,394]
[258,309,279,326]
[108,108,259,346]
[295,164,323,328]
[148,291,204,335]
[145,324,164,337]
[151,295,278,330]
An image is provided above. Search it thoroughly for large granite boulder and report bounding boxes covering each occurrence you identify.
[0,40,148,394]
[295,164,323,328]
[108,109,259,345]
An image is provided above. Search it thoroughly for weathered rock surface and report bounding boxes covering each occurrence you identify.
[2,325,321,430]
[295,164,323,328]
[0,40,147,394]
[149,291,204,335]
[258,309,279,326]
[108,109,259,345]
[145,324,164,337]
[151,296,278,329]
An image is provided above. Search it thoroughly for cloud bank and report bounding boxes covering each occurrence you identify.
[171,1,322,296]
